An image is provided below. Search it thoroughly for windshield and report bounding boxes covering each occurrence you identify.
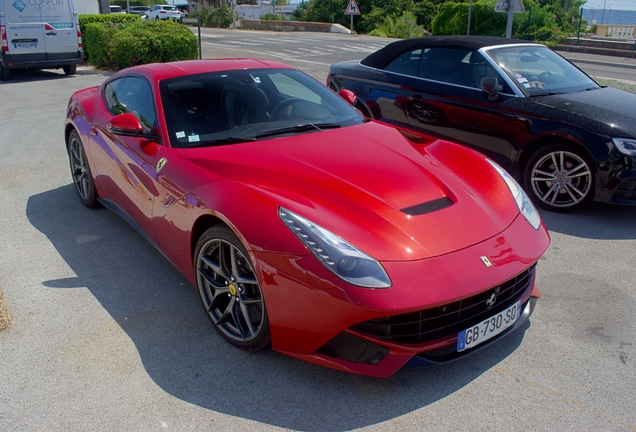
[486,45,599,96]
[159,68,364,148]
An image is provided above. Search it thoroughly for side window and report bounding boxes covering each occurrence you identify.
[418,48,473,87]
[384,49,422,77]
[104,77,156,131]
[466,51,512,93]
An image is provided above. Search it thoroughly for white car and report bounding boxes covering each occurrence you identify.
[146,5,182,21]
[109,5,126,14]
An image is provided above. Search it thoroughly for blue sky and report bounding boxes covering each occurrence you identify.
[584,0,636,11]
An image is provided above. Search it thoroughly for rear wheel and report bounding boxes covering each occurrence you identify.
[63,64,76,76]
[524,143,594,212]
[194,226,271,351]
[67,130,98,208]
[0,64,9,81]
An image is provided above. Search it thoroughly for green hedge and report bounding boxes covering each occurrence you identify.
[83,20,198,71]
[79,14,140,62]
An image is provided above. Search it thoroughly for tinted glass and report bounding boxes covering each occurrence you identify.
[159,68,364,148]
[104,77,156,131]
[487,45,599,95]
[384,49,422,77]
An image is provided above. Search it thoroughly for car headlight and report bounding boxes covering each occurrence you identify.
[612,138,636,157]
[486,159,542,230]
[279,207,391,288]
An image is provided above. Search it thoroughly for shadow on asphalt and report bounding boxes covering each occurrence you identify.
[0,67,107,85]
[27,184,530,431]
[539,202,636,240]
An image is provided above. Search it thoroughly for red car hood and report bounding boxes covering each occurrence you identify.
[181,122,521,261]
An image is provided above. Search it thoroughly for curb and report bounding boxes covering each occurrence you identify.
[0,286,13,331]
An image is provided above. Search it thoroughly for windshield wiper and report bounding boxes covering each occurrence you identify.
[578,86,600,92]
[188,136,256,148]
[254,123,341,139]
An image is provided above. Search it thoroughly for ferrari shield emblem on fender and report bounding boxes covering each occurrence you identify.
[156,157,168,173]
[480,256,493,268]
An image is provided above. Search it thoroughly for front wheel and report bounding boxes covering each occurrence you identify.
[524,143,594,212]
[67,130,99,208]
[194,226,271,351]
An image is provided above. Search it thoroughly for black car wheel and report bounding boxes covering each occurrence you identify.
[67,130,99,208]
[195,226,271,351]
[63,64,76,76]
[0,64,9,81]
[524,143,594,212]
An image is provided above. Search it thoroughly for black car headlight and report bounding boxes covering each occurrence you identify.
[612,138,636,157]
[279,207,391,288]
[486,159,542,230]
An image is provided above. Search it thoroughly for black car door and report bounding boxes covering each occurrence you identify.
[395,48,521,170]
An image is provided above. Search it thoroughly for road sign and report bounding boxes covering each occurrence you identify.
[345,0,360,15]
[495,0,524,13]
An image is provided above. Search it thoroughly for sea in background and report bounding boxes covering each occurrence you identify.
[582,9,636,25]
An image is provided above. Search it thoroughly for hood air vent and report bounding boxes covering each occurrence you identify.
[401,197,453,216]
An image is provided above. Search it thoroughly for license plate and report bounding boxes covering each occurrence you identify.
[457,300,521,352]
[14,42,37,49]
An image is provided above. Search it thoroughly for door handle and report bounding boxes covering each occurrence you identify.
[90,127,98,137]
[46,31,57,36]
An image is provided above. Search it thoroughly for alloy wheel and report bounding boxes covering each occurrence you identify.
[196,235,266,346]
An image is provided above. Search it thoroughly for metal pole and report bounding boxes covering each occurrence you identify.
[198,17,202,59]
[350,14,353,34]
[505,2,514,38]
[467,0,473,35]
[577,8,583,46]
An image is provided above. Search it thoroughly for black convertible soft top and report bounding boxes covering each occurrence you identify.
[361,35,537,69]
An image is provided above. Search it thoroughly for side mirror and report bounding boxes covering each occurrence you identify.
[480,77,499,101]
[108,113,145,135]
[339,89,357,105]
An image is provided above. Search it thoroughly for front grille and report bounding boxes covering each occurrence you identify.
[352,264,536,345]
[613,179,636,201]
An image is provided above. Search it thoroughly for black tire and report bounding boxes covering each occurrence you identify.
[524,143,594,212]
[194,226,271,351]
[63,64,76,76]
[0,64,9,81]
[67,130,99,208]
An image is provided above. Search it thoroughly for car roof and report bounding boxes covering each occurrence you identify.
[362,35,539,69]
[114,59,296,82]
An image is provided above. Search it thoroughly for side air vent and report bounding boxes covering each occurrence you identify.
[401,197,452,216]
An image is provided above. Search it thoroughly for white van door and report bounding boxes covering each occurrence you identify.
[4,0,47,58]
[40,1,79,57]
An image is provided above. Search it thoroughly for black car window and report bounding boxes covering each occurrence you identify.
[487,45,598,95]
[463,51,512,93]
[417,48,476,87]
[104,77,157,131]
[384,49,422,77]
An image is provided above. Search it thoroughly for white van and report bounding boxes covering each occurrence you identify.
[0,0,83,80]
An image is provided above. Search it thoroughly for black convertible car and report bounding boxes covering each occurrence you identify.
[328,36,636,212]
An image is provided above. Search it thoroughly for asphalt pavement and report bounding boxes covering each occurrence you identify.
[557,49,636,70]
